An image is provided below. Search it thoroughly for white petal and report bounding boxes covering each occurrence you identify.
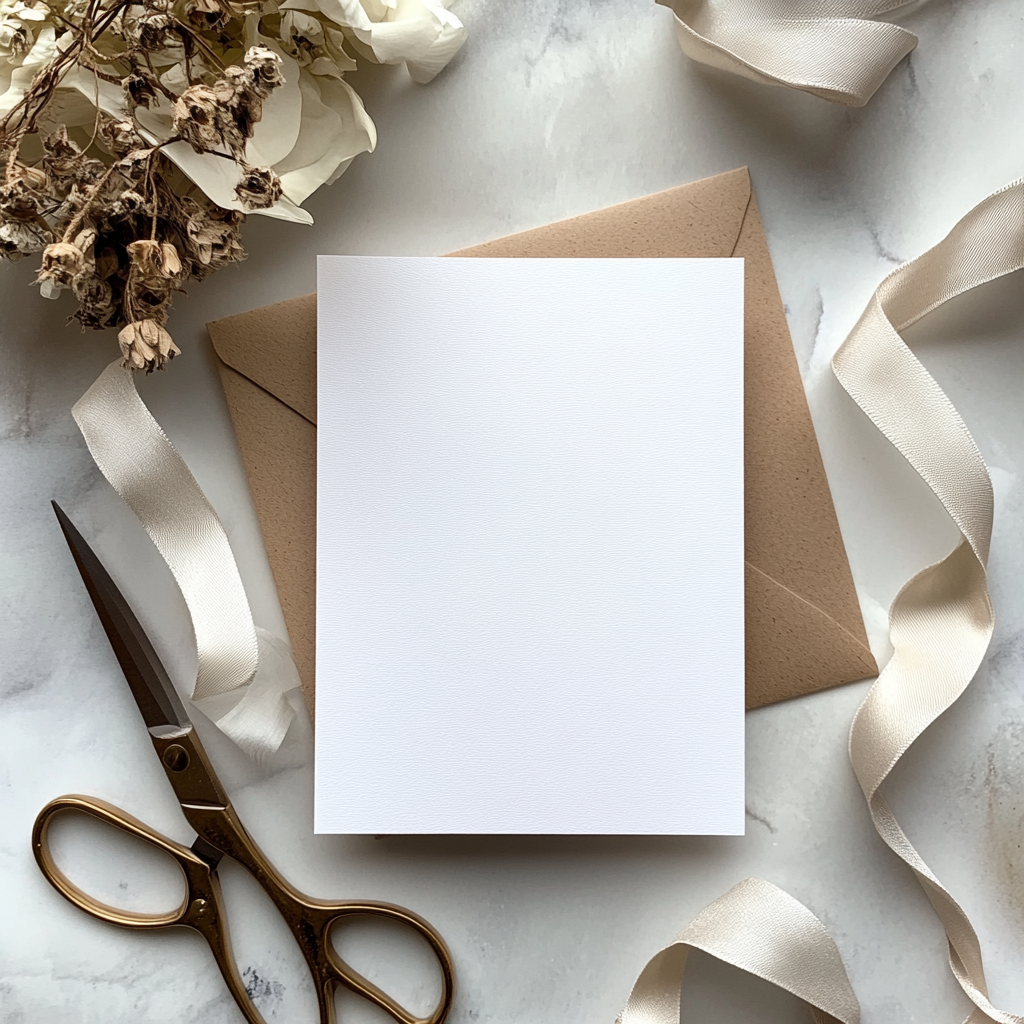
[159,139,314,224]
[312,0,465,82]
[0,23,53,117]
[310,0,372,31]
[273,69,375,206]
[242,39,304,168]
[58,63,129,120]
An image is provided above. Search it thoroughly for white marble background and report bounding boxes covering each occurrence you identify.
[5,1,1024,1021]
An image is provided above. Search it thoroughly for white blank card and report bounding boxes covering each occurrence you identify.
[316,256,744,834]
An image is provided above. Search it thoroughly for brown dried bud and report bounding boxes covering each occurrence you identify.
[185,0,228,30]
[101,119,146,158]
[123,70,159,109]
[118,319,181,372]
[0,179,40,220]
[243,45,284,98]
[137,11,176,50]
[36,241,87,296]
[184,203,245,270]
[0,218,51,259]
[127,238,182,279]
[173,85,222,153]
[73,273,118,330]
[234,164,282,210]
[112,189,152,218]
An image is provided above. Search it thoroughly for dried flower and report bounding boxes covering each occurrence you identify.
[243,45,285,97]
[184,202,245,269]
[101,119,146,159]
[73,272,117,329]
[118,319,181,372]
[127,238,181,279]
[0,0,466,369]
[0,178,39,220]
[234,164,282,210]
[184,0,227,32]
[122,70,159,109]
[0,217,49,258]
[173,84,223,153]
[36,239,86,296]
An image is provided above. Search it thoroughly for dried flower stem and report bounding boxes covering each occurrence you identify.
[60,160,118,242]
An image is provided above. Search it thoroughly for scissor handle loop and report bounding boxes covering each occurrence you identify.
[179,800,456,1024]
[31,794,206,929]
[314,901,455,1024]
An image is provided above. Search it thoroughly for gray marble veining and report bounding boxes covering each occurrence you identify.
[4,1,1024,1021]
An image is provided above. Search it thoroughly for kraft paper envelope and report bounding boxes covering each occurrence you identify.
[207,167,877,717]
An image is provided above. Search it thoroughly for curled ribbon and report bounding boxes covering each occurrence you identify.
[833,180,1024,1023]
[622,182,1024,1024]
[73,360,297,762]
[658,0,920,106]
[618,878,860,1024]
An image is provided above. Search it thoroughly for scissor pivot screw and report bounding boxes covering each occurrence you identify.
[163,744,190,772]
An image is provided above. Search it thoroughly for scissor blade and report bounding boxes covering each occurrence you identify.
[52,502,190,732]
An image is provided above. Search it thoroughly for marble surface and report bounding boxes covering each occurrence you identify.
[5,1,1024,1021]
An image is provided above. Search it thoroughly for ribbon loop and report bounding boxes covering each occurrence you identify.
[619,878,860,1024]
[659,0,920,107]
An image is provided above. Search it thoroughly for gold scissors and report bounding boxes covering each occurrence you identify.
[34,502,455,1024]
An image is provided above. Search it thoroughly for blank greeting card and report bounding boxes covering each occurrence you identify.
[315,256,744,834]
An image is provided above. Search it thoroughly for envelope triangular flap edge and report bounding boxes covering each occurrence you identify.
[207,167,876,715]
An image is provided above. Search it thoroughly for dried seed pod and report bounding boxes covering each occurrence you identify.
[234,163,282,210]
[118,319,181,372]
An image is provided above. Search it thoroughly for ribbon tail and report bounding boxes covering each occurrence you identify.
[833,180,1024,1023]
[72,360,295,762]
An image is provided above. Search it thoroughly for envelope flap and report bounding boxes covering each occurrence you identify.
[451,167,752,258]
[208,293,318,425]
[737,192,872,652]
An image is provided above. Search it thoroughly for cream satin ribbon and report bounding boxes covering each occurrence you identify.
[621,181,1024,1024]
[658,0,921,106]
[618,878,860,1024]
[833,180,1024,1024]
[73,360,297,762]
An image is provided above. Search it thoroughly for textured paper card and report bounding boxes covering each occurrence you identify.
[315,256,745,835]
